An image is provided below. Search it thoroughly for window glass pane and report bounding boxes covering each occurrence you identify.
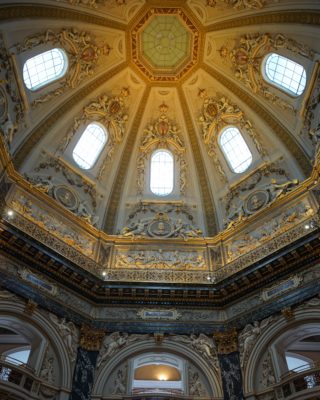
[23,48,67,90]
[5,349,31,365]
[265,53,306,95]
[220,127,252,173]
[150,150,174,196]
[72,123,107,169]
[286,355,310,372]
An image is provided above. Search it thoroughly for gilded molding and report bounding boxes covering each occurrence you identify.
[205,11,320,32]
[103,86,151,234]
[202,64,311,176]
[178,87,218,235]
[80,325,105,351]
[214,328,238,354]
[13,62,127,169]
[0,4,126,30]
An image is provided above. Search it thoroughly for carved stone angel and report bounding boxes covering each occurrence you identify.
[238,317,273,366]
[170,334,218,369]
[49,314,79,362]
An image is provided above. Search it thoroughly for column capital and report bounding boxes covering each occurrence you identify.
[214,328,238,354]
[80,325,105,351]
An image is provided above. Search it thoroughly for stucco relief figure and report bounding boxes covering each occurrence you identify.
[97,332,149,368]
[121,219,148,237]
[238,317,273,366]
[261,354,276,387]
[268,179,299,201]
[49,314,79,362]
[40,353,55,384]
[112,368,126,394]
[189,372,203,396]
[206,0,265,10]
[171,334,218,369]
[309,124,320,154]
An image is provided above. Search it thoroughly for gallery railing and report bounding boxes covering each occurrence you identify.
[257,362,320,399]
[0,355,60,398]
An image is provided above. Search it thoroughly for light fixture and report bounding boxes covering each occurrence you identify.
[206,275,216,284]
[7,209,14,217]
[158,374,167,381]
[102,271,107,277]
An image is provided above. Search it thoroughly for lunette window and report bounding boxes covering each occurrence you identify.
[219,127,252,173]
[150,150,174,196]
[264,53,306,96]
[23,48,67,90]
[72,123,107,169]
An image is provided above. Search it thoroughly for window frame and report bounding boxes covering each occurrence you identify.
[22,48,68,91]
[72,122,108,170]
[149,149,174,197]
[219,126,253,174]
[262,52,307,97]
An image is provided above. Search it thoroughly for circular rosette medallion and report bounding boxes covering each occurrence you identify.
[148,220,173,238]
[54,185,79,211]
[245,190,269,214]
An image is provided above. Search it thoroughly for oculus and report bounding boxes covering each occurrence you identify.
[131,8,200,81]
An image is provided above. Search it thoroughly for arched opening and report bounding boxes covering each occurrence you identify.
[23,48,68,90]
[72,122,107,169]
[219,126,252,173]
[264,53,306,96]
[150,149,174,196]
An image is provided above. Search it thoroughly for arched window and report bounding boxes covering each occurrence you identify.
[23,48,67,90]
[219,127,252,173]
[264,53,306,96]
[150,150,174,196]
[285,353,311,372]
[72,123,107,169]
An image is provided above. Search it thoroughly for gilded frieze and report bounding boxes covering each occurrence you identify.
[9,194,95,259]
[115,248,207,270]
[225,200,313,263]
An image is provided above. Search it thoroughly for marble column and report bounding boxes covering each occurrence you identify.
[69,326,104,400]
[214,329,244,400]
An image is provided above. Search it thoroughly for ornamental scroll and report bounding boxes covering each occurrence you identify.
[136,103,187,195]
[13,28,112,107]
[205,0,266,10]
[198,91,266,181]
[218,33,316,112]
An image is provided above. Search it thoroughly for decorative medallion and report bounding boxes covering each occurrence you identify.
[54,185,79,211]
[131,8,200,81]
[244,190,269,214]
[147,212,173,238]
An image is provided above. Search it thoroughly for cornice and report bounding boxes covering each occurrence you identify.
[13,62,127,169]
[202,64,312,176]
[103,86,152,234]
[204,10,320,32]
[178,87,218,236]
[0,3,126,30]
